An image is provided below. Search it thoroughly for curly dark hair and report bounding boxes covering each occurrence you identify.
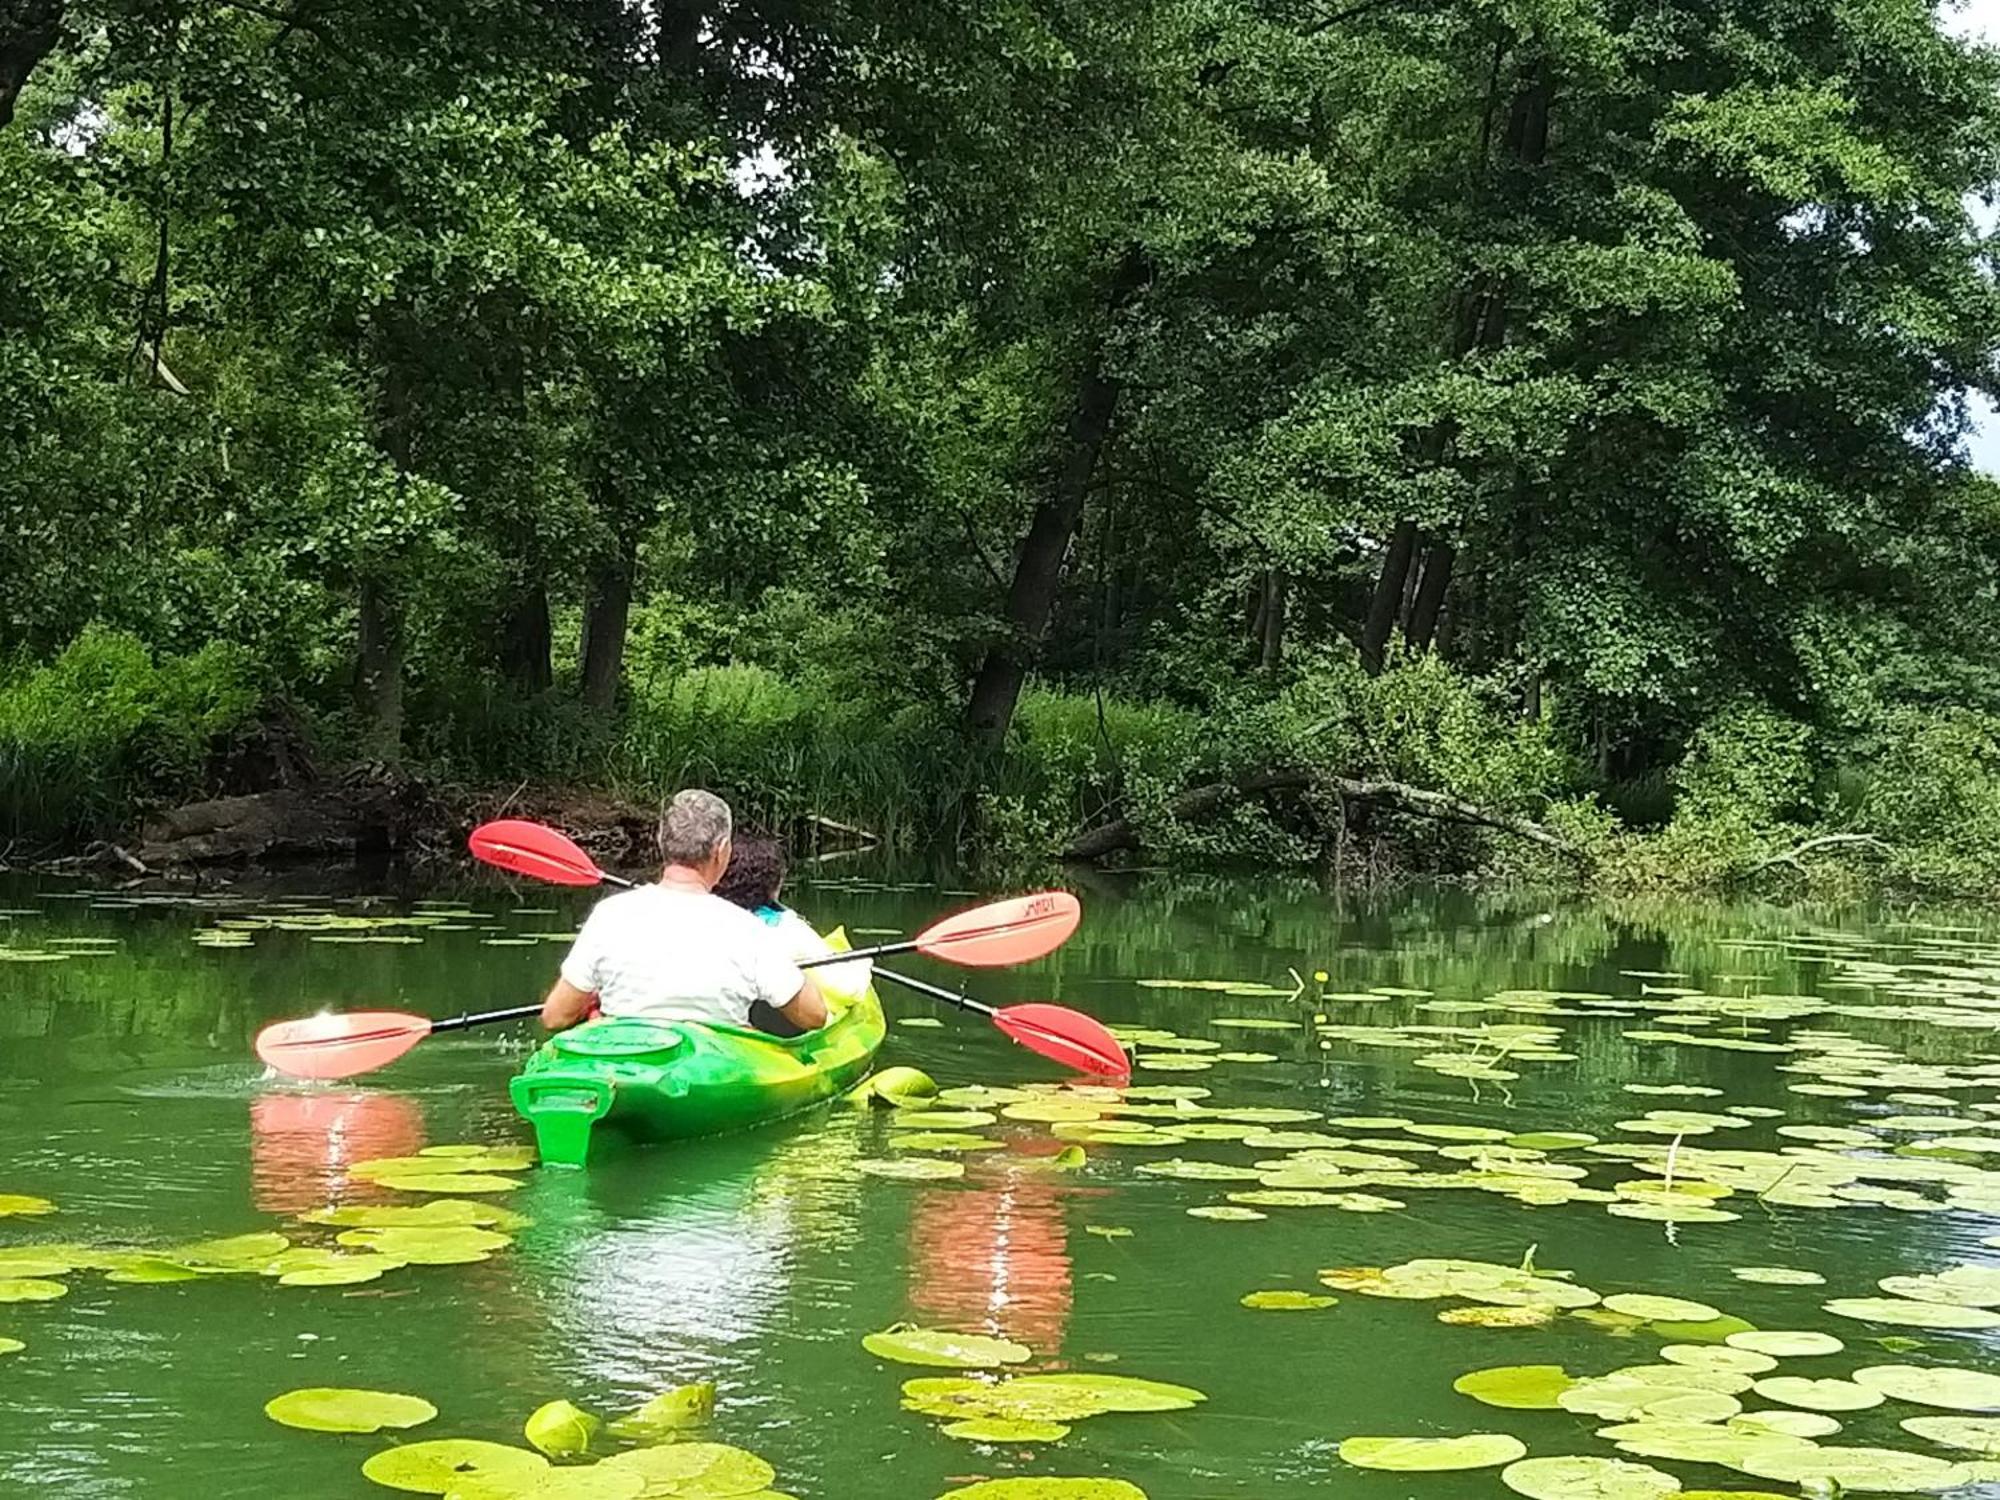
[714,833,787,911]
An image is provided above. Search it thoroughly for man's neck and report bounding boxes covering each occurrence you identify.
[657,865,709,893]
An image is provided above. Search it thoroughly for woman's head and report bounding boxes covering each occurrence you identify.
[714,834,787,912]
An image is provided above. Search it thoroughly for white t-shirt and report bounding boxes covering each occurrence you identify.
[558,885,806,1027]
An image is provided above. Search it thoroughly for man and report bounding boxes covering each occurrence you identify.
[540,789,829,1035]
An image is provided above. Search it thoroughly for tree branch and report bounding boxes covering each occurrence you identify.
[1735,832,1891,881]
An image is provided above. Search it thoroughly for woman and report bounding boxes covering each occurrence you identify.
[715,834,837,1036]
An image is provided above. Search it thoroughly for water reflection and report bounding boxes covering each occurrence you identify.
[907,1149,1078,1351]
[248,1088,425,1214]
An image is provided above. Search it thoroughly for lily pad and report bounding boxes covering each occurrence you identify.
[1731,1267,1825,1286]
[1439,1305,1555,1328]
[1340,1434,1528,1471]
[370,1173,522,1195]
[1240,1290,1337,1310]
[855,1158,964,1181]
[1454,1365,1576,1409]
[0,1195,56,1217]
[265,1387,438,1433]
[1737,1445,1973,1493]
[935,1482,1146,1499]
[1899,1415,2000,1455]
[336,1227,511,1264]
[523,1399,601,1459]
[598,1442,775,1494]
[1852,1364,2000,1411]
[940,1417,1071,1442]
[1661,1346,1776,1376]
[279,1253,403,1286]
[604,1381,715,1440]
[1186,1206,1265,1221]
[1750,1376,1884,1412]
[0,1278,66,1302]
[862,1325,1032,1368]
[1603,1294,1723,1322]
[1726,1331,1843,1357]
[1003,1373,1205,1412]
[1824,1298,2000,1330]
[360,1439,550,1493]
[0,1337,20,1355]
[1500,1455,1682,1500]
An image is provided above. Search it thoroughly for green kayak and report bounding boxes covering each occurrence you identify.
[510,975,885,1167]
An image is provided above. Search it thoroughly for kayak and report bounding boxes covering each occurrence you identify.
[509,937,884,1166]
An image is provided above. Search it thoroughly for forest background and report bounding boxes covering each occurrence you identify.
[9,0,2000,893]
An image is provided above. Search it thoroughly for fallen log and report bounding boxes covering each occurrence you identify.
[1061,769,1582,864]
[135,776,428,866]
[1733,832,1891,882]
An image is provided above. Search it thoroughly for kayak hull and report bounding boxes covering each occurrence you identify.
[509,985,886,1166]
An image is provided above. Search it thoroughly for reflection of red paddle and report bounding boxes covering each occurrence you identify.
[254,823,1127,1082]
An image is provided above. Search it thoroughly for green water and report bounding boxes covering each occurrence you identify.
[5,869,2000,1498]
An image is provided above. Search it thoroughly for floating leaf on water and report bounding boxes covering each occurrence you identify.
[1824,1298,2000,1330]
[371,1174,523,1196]
[1439,1305,1555,1328]
[1877,1266,2000,1308]
[1003,1374,1205,1412]
[1001,1101,1105,1124]
[523,1399,601,1459]
[1852,1364,2000,1411]
[1899,1416,2000,1455]
[1084,1225,1132,1240]
[604,1381,715,1440]
[1661,1346,1776,1376]
[1186,1206,1265,1221]
[1454,1365,1576,1409]
[1500,1454,1682,1500]
[862,1325,1032,1369]
[1750,1377,1884,1412]
[1135,1159,1263,1183]
[0,1194,55,1218]
[174,1232,293,1270]
[855,1158,964,1181]
[265,1387,438,1433]
[1730,1411,1842,1439]
[892,1133,1006,1154]
[898,1016,946,1029]
[1732,1267,1825,1286]
[103,1256,201,1284]
[888,1111,997,1130]
[1240,1290,1336,1310]
[0,1254,73,1278]
[1509,1133,1599,1150]
[0,1279,66,1302]
[1737,1445,1973,1493]
[1340,1434,1528,1471]
[1603,1295,1724,1323]
[300,1201,528,1231]
[279,1253,403,1286]
[0,1337,20,1355]
[941,1415,1071,1442]
[359,1438,550,1493]
[1726,1331,1843,1357]
[599,1442,775,1494]
[934,1481,1147,1499]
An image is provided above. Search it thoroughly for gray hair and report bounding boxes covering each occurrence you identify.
[658,789,733,866]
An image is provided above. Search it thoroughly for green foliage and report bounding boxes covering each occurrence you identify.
[0,630,263,841]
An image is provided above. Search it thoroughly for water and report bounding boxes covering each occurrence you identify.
[5,870,2000,1497]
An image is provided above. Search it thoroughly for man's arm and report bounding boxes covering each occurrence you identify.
[542,977,597,1032]
[774,970,828,1032]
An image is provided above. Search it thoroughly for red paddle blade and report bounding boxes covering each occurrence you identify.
[914,892,1081,967]
[994,1003,1129,1080]
[255,1011,435,1081]
[469,819,606,886]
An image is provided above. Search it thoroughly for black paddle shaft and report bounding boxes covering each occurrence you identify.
[432,1003,543,1034]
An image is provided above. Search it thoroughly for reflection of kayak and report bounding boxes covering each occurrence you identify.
[509,938,884,1167]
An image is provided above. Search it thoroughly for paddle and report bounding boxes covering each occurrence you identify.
[256,1005,539,1081]
[469,819,1082,968]
[471,817,1128,1079]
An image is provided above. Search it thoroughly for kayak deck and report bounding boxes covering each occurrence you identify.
[510,984,886,1166]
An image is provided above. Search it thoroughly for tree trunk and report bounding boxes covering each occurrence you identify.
[1407,542,1454,652]
[0,0,63,129]
[355,576,404,760]
[500,584,553,694]
[1360,518,1418,674]
[965,256,1148,748]
[580,546,633,712]
[1260,569,1287,672]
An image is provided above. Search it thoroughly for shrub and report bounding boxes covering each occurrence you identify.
[0,626,262,841]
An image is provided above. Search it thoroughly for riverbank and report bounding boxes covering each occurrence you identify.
[8,631,2000,900]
